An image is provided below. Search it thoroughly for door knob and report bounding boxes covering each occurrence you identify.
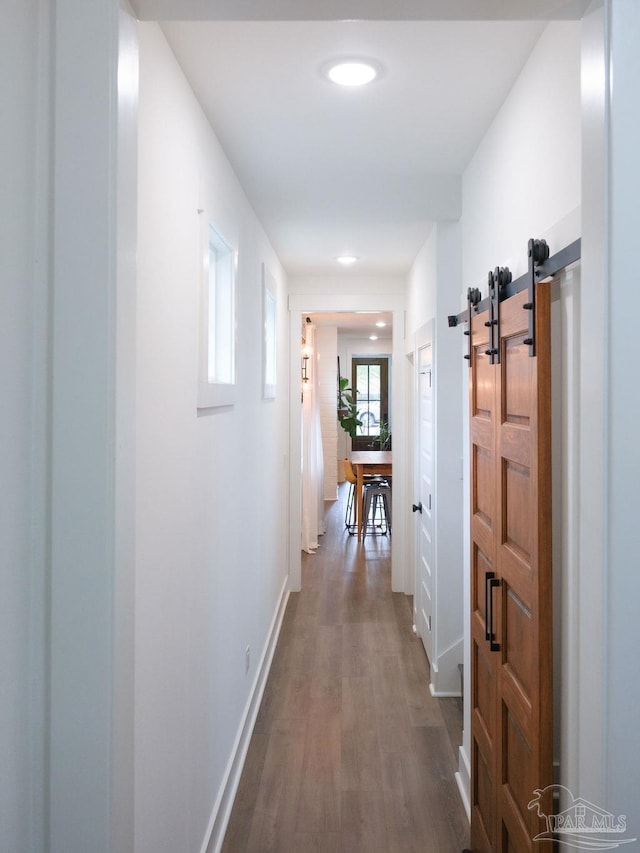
[412,502,423,514]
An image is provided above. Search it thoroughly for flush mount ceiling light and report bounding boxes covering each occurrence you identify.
[375,321,386,328]
[369,335,378,341]
[336,255,358,265]
[321,57,383,87]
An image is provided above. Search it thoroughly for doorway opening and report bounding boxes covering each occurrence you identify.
[288,296,408,594]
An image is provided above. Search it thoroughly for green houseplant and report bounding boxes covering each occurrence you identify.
[376,419,391,450]
[337,376,362,438]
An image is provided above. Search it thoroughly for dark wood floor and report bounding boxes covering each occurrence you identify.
[222,486,469,852]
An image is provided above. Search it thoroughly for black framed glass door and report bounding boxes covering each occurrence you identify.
[351,357,389,451]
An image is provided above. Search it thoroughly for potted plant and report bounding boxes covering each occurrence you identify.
[376,420,391,451]
[337,376,362,438]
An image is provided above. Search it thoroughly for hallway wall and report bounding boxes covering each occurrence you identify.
[603,0,640,824]
[461,22,581,286]
[0,2,48,850]
[404,222,464,696]
[136,23,290,853]
[314,325,339,500]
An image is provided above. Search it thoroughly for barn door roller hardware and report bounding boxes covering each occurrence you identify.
[448,237,581,361]
[523,238,550,357]
[462,286,482,366]
[485,266,512,364]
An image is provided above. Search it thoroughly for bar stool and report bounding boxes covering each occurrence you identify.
[362,480,392,538]
[343,458,383,535]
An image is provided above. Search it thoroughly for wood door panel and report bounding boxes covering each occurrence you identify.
[472,545,493,628]
[499,426,531,469]
[473,735,495,853]
[502,704,534,824]
[473,417,494,453]
[473,636,496,744]
[501,333,533,427]
[473,444,495,531]
[469,283,553,853]
[502,586,534,701]
[500,668,534,737]
[501,458,533,564]
[473,344,494,419]
[501,784,533,853]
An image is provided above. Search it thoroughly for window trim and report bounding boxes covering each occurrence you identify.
[197,212,237,410]
[262,264,277,400]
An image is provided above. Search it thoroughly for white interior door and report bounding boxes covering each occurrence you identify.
[415,342,434,662]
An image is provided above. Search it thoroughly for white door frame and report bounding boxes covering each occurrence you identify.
[288,292,409,593]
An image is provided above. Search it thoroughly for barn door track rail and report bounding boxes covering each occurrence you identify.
[449,236,581,364]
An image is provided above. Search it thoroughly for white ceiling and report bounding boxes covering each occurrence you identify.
[132,1,588,277]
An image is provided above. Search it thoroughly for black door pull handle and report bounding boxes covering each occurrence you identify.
[412,502,423,514]
[484,572,495,642]
[488,576,501,652]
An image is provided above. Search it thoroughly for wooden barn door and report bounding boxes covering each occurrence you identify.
[469,285,553,852]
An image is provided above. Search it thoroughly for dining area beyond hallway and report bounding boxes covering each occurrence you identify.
[222,485,469,852]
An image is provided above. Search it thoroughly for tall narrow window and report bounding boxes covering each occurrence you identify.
[198,217,237,409]
[262,265,277,400]
[207,226,235,384]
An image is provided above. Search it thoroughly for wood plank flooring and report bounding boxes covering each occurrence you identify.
[222,486,469,852]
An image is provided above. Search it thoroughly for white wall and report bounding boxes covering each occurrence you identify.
[405,222,464,696]
[0,2,48,850]
[315,326,339,500]
[462,21,582,287]
[457,20,582,808]
[432,222,464,696]
[48,2,139,850]
[604,0,640,827]
[2,3,141,850]
[289,273,406,297]
[136,23,290,853]
[405,225,437,339]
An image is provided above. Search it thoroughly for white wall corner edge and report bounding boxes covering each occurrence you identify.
[455,745,471,823]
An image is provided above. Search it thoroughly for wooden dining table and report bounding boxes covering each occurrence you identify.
[350,450,393,541]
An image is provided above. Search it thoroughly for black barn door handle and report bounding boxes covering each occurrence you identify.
[484,572,495,642]
[488,576,501,652]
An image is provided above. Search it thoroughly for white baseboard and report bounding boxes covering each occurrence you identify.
[200,577,290,853]
[429,682,462,698]
[456,744,471,822]
[428,637,463,696]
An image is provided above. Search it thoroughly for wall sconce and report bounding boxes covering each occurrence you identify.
[301,344,312,385]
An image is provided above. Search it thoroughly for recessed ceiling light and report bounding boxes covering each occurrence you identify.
[376,321,386,328]
[321,58,383,88]
[336,255,358,265]
[369,335,378,341]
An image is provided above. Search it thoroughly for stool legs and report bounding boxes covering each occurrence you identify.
[344,482,358,534]
[362,485,392,539]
